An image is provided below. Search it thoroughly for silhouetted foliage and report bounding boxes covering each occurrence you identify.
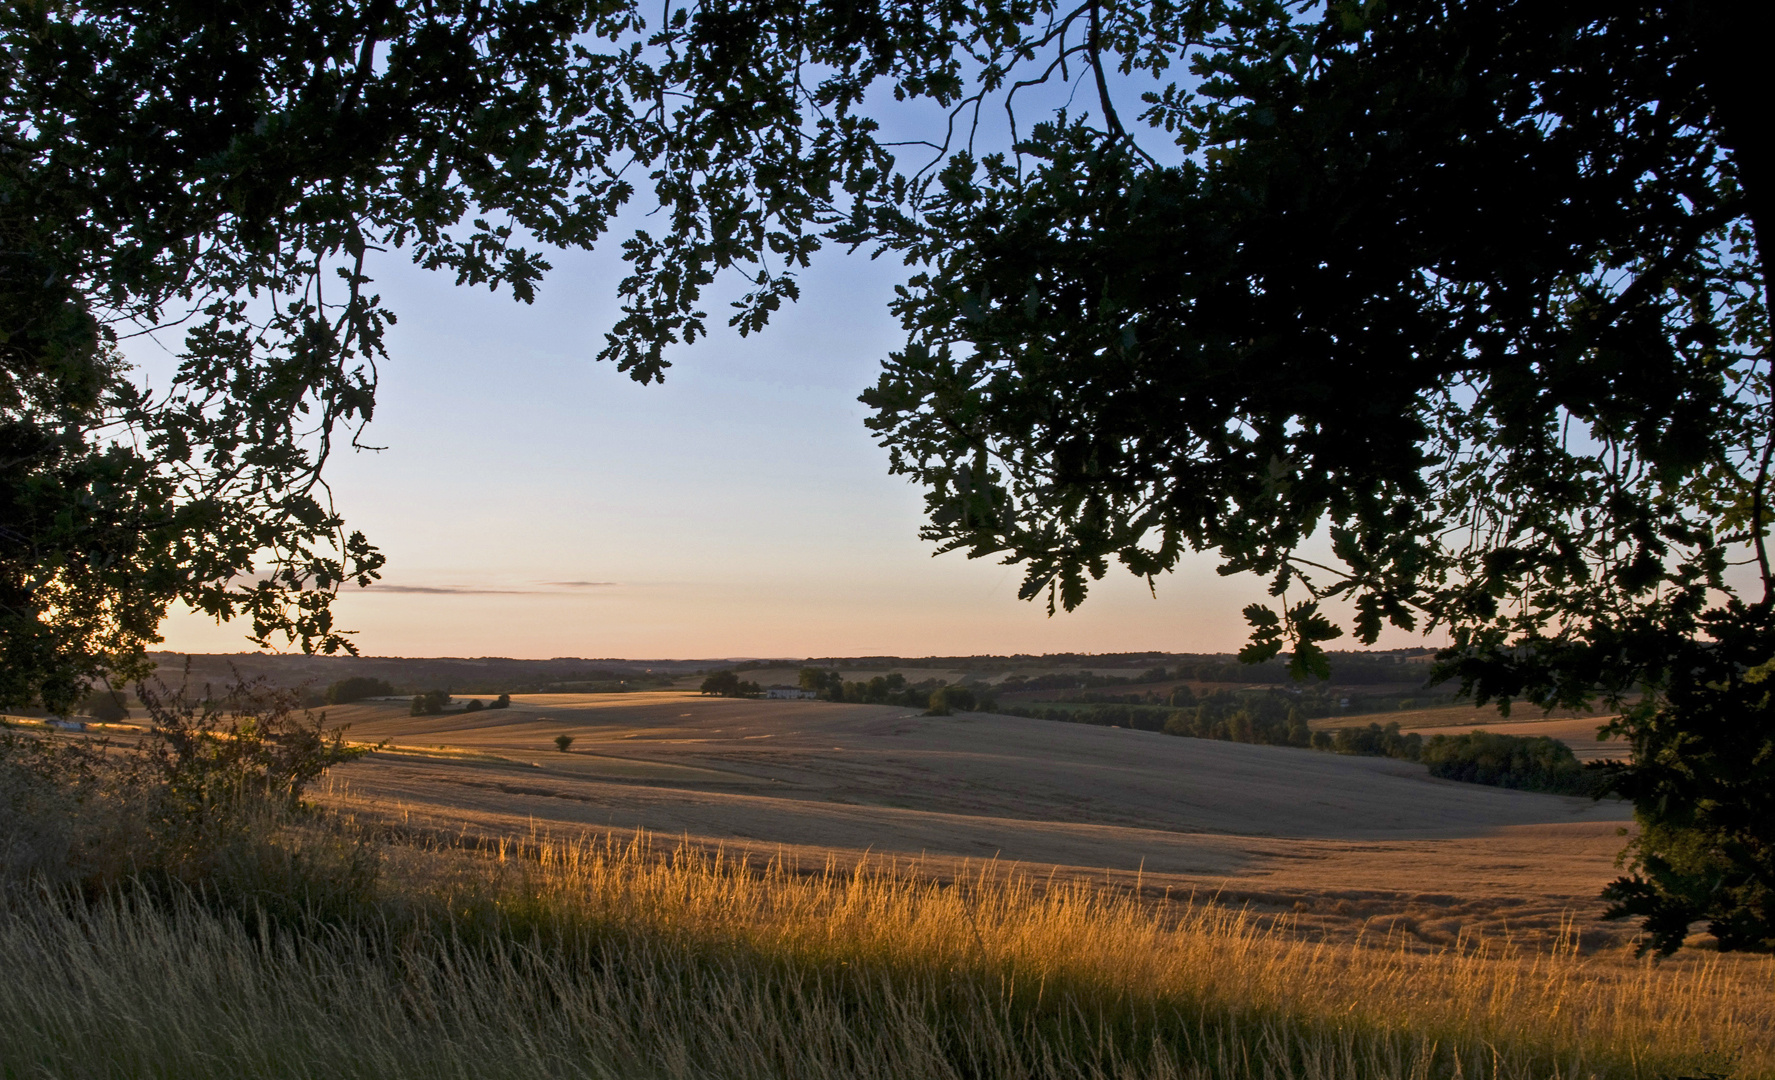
[463,699,484,713]
[1594,604,1775,954]
[490,694,511,710]
[1006,703,1171,732]
[554,734,575,753]
[11,0,1766,951]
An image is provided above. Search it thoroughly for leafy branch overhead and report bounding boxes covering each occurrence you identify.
[3,0,1196,708]
[4,0,1770,950]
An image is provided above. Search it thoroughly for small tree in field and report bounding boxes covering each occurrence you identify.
[554,734,574,753]
[77,688,129,723]
[409,690,450,716]
[700,672,762,698]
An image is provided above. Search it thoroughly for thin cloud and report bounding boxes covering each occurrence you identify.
[369,581,621,595]
[370,584,544,595]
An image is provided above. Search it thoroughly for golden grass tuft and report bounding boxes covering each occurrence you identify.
[2,829,1770,1079]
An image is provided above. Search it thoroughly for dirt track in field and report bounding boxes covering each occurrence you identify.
[315,692,1638,945]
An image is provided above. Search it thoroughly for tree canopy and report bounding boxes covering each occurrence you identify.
[5,0,1768,949]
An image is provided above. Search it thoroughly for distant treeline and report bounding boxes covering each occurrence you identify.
[781,650,1440,684]
[150,649,1444,697]
[317,669,675,700]
[698,669,992,715]
[146,653,695,697]
[1420,731,1599,796]
[1008,682,1450,723]
[799,669,996,713]
[998,657,1437,696]
[785,652,1180,673]
[1001,692,1605,797]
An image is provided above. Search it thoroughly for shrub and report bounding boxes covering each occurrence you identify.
[410,690,451,716]
[489,694,511,710]
[699,672,761,698]
[0,724,143,886]
[1421,731,1595,795]
[325,677,396,705]
[554,734,575,753]
[464,699,484,713]
[927,686,977,715]
[1330,722,1423,761]
[135,679,369,826]
[77,688,129,723]
[2,677,373,908]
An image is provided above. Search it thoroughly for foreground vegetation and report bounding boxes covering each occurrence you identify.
[5,828,1773,1080]
[4,684,1770,1079]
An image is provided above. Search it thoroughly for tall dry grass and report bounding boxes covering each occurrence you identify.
[2,830,1769,1080]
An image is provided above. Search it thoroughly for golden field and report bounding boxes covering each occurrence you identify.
[3,829,1769,1079]
[322,691,1634,944]
[5,691,1770,1078]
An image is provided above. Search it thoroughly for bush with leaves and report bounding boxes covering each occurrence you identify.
[3,677,372,912]
[410,690,451,716]
[0,724,147,887]
[1330,723,1424,762]
[135,680,365,824]
[699,672,761,698]
[1597,604,1775,954]
[1420,731,1591,796]
[925,686,978,716]
[76,688,130,723]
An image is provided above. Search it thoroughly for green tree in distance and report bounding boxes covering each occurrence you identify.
[325,677,396,705]
[699,671,761,698]
[409,690,450,717]
[798,668,843,698]
[7,0,1767,950]
[77,688,130,724]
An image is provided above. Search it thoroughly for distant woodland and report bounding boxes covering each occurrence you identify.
[123,649,1589,798]
[139,649,1440,702]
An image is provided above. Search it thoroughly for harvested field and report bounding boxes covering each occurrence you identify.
[320,692,1637,946]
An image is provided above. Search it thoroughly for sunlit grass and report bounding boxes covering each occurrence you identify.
[2,828,1768,1080]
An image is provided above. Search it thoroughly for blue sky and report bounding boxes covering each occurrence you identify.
[150,233,1313,659]
[150,58,1440,661]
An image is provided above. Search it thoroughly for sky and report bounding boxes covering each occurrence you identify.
[148,68,1435,663]
[153,239,1324,660]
